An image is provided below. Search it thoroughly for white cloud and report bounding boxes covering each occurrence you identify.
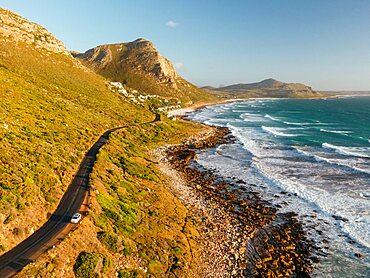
[166,20,178,28]
[174,62,184,69]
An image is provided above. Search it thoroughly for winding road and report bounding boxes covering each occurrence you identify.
[0,114,160,277]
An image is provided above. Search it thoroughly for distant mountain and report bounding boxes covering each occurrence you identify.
[201,85,217,91]
[204,78,321,98]
[73,39,215,105]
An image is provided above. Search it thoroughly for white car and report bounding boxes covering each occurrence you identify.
[70,213,82,224]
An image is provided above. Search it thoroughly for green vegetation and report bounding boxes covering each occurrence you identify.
[74,252,111,278]
[0,14,209,275]
[118,269,138,278]
[88,118,205,276]
[0,37,152,249]
[97,231,118,253]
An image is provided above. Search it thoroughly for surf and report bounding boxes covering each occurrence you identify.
[262,126,301,137]
[322,143,370,158]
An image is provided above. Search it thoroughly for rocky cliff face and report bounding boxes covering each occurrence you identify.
[0,8,69,55]
[73,38,215,104]
[74,38,178,88]
[126,38,178,85]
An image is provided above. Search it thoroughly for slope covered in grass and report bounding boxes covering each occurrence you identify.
[1,9,212,277]
[0,34,152,252]
[16,119,208,277]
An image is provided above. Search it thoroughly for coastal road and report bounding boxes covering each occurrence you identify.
[0,114,160,277]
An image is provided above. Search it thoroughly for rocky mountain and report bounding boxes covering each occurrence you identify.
[75,39,177,86]
[0,8,69,55]
[205,78,321,98]
[0,8,212,277]
[73,39,215,104]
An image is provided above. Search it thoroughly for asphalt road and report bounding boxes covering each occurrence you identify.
[0,114,160,277]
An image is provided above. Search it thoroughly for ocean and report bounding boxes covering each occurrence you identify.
[188,96,370,277]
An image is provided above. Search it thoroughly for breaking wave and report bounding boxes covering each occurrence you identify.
[322,143,370,158]
[262,126,300,137]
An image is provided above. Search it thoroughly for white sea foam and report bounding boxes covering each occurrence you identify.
[264,114,281,121]
[262,126,300,137]
[283,121,334,126]
[222,120,370,250]
[190,99,370,275]
[226,124,265,158]
[240,112,258,118]
[283,121,313,126]
[285,127,307,130]
[294,147,327,162]
[357,136,370,143]
[240,112,266,122]
[253,159,370,249]
[294,147,370,175]
[199,133,370,251]
[320,129,353,134]
[342,219,370,249]
[322,143,370,158]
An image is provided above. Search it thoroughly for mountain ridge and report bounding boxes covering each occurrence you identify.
[204,78,320,98]
[73,39,215,105]
[0,8,69,55]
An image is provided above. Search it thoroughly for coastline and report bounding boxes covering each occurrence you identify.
[167,99,227,118]
[168,93,370,118]
[165,95,370,276]
[175,92,370,117]
[154,121,315,277]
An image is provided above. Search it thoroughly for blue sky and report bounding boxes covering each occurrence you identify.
[1,0,370,90]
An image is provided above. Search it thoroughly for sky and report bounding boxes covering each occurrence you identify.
[1,0,370,90]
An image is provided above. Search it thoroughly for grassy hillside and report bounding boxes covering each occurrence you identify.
[16,118,207,277]
[0,37,152,252]
[0,17,211,276]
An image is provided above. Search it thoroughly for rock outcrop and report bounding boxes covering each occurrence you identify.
[73,38,215,104]
[73,38,178,88]
[0,8,69,55]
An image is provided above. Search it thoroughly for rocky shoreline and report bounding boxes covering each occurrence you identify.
[155,125,316,277]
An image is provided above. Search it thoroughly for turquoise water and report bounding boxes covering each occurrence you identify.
[189,96,370,277]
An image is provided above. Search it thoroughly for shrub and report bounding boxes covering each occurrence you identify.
[97,231,118,253]
[3,214,14,224]
[118,269,138,278]
[73,252,111,278]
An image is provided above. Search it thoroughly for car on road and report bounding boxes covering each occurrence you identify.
[70,213,82,224]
